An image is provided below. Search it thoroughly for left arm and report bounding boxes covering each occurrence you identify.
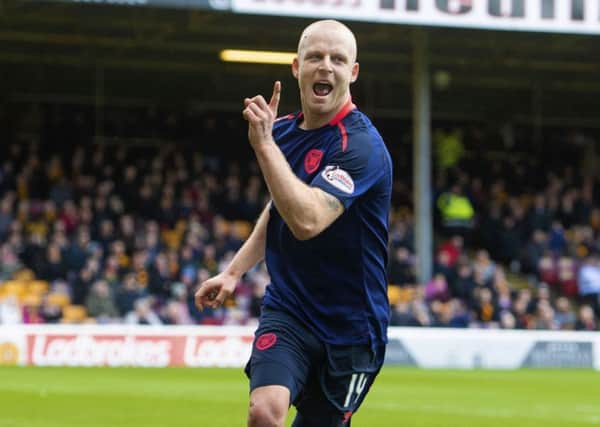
[243,81,344,241]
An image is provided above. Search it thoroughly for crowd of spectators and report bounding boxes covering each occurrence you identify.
[0,124,599,331]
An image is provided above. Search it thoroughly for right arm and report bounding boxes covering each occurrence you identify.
[195,203,270,310]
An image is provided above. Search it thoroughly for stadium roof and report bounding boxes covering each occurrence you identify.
[2,1,600,126]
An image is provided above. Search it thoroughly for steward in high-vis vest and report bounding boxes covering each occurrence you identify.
[437,185,474,230]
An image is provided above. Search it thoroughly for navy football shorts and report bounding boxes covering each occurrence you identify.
[244,308,386,426]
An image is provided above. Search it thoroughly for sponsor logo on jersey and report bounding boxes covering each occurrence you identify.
[321,166,354,194]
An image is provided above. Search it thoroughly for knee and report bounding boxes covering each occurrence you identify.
[247,399,287,427]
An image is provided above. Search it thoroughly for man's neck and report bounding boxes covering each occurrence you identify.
[298,110,333,130]
[298,96,352,130]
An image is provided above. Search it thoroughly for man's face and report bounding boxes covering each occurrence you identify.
[292,25,359,121]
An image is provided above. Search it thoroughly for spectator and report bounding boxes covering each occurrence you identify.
[425,273,450,302]
[115,272,146,316]
[473,249,496,286]
[499,310,517,329]
[38,243,67,282]
[0,243,22,281]
[437,235,464,268]
[0,295,22,324]
[72,258,98,305]
[160,282,192,325]
[436,184,475,239]
[0,194,15,240]
[390,301,418,326]
[531,300,557,330]
[125,297,162,325]
[85,280,119,322]
[548,221,567,255]
[575,305,597,331]
[0,131,597,331]
[527,194,552,234]
[554,296,577,330]
[39,294,62,323]
[578,253,600,313]
[387,246,416,286]
[473,287,499,325]
[452,263,476,307]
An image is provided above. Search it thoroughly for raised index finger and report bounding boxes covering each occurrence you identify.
[269,81,281,115]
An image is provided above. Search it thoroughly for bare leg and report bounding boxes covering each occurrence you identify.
[247,385,290,427]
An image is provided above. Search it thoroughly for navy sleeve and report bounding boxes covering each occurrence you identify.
[310,128,386,210]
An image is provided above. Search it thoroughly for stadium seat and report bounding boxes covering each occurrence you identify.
[46,292,70,308]
[27,280,50,295]
[21,292,42,307]
[1,281,27,298]
[388,285,416,305]
[13,269,35,281]
[388,285,402,304]
[231,220,252,240]
[61,305,88,323]
[161,229,182,249]
[175,219,187,232]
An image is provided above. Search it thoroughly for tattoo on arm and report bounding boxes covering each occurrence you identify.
[323,191,343,212]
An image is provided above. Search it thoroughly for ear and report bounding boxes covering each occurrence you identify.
[350,62,359,84]
[292,56,299,79]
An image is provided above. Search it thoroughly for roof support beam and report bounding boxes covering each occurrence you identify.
[412,28,433,284]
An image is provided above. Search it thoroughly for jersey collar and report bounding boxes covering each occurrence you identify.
[328,98,356,126]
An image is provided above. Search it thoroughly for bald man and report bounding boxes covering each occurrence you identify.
[196,20,392,426]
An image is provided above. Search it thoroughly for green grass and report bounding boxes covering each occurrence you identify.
[1,367,599,426]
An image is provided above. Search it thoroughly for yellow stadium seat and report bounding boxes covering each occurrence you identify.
[27,280,50,295]
[162,229,183,250]
[13,269,35,281]
[388,285,416,304]
[175,219,188,232]
[21,292,42,307]
[214,217,230,235]
[61,305,88,323]
[46,292,70,308]
[387,285,402,305]
[2,281,27,297]
[231,221,252,240]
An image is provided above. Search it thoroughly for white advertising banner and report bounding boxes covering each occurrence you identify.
[386,327,599,369]
[0,325,598,369]
[232,0,600,35]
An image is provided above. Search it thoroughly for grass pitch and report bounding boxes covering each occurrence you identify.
[1,366,599,426]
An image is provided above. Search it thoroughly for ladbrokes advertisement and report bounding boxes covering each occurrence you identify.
[1,325,598,369]
[1,325,254,368]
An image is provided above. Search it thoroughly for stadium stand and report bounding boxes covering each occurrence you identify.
[0,107,599,331]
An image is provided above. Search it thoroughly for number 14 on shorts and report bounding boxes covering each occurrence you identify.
[343,373,369,408]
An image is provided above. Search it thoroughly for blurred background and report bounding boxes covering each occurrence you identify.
[1,0,599,334]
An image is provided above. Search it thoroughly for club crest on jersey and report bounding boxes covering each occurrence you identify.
[304,149,324,174]
[256,333,277,350]
[321,165,354,194]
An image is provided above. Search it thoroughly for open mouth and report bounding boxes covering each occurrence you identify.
[313,82,333,97]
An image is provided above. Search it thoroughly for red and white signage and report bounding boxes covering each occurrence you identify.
[232,0,600,35]
[0,325,254,368]
[28,334,174,367]
[2,325,599,370]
